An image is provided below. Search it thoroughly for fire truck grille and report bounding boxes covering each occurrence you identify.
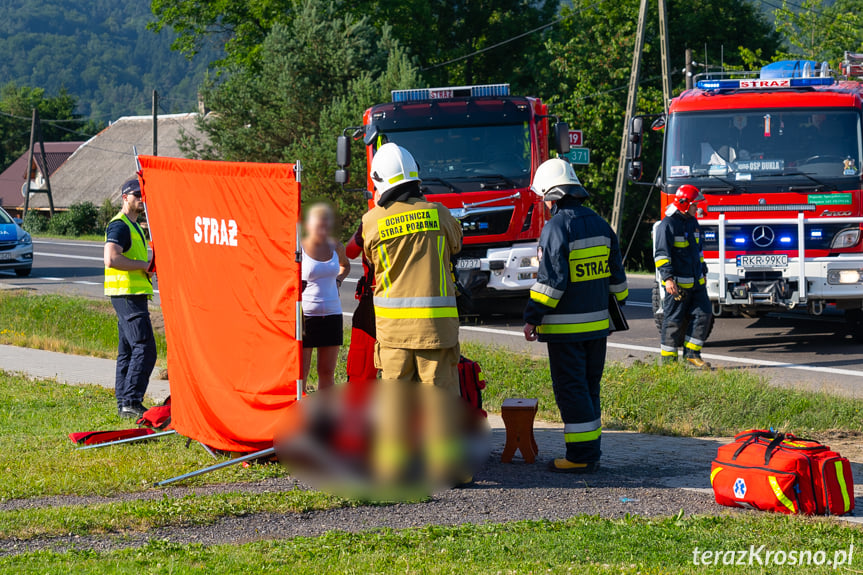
[458,207,513,237]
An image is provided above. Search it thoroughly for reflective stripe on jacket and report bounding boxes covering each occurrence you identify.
[653,208,708,289]
[523,196,627,342]
[362,197,462,349]
[104,212,152,297]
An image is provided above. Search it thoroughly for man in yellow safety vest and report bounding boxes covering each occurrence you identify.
[103,177,156,418]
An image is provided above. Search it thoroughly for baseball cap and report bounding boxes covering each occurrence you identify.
[121,177,141,196]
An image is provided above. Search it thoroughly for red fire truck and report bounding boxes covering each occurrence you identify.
[335,84,570,305]
[630,56,863,339]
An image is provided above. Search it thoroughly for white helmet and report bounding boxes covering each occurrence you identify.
[531,158,589,201]
[370,143,420,202]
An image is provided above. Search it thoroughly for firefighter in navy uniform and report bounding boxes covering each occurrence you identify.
[653,184,712,368]
[523,159,627,474]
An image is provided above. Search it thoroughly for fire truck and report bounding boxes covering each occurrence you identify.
[334,84,570,306]
[629,55,863,339]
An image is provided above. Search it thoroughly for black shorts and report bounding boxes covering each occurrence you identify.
[302,314,343,348]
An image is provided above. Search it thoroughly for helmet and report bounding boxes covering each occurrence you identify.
[673,184,705,211]
[370,143,420,202]
[530,158,589,201]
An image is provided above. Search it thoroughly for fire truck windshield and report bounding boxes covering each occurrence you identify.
[380,123,532,193]
[666,109,863,185]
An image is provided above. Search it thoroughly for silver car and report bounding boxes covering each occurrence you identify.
[0,207,33,277]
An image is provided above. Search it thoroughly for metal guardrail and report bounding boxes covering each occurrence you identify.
[714,214,863,303]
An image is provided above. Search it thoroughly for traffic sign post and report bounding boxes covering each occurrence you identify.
[562,148,590,165]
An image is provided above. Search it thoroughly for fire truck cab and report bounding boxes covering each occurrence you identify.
[335,84,570,305]
[630,56,863,339]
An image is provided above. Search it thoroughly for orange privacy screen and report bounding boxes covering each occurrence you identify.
[139,156,302,452]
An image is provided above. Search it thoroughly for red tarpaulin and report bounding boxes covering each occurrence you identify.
[139,156,302,452]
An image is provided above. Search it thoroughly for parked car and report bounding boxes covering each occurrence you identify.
[0,207,33,277]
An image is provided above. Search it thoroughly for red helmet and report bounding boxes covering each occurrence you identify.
[673,184,704,211]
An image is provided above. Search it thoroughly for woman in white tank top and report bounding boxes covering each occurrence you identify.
[302,204,349,391]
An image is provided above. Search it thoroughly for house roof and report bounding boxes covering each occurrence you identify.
[0,142,83,209]
[28,113,206,209]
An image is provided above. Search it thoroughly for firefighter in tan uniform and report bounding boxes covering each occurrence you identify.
[362,143,463,390]
[362,143,465,488]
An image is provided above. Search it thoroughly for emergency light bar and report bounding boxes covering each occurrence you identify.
[392,84,510,102]
[696,77,835,91]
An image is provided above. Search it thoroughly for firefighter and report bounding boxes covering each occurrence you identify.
[523,159,627,474]
[653,184,712,368]
[361,143,463,387]
[362,143,464,485]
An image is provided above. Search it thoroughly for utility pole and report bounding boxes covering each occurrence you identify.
[152,89,158,157]
[23,110,37,215]
[685,48,694,90]
[611,0,649,235]
[611,0,673,235]
[658,0,672,112]
[37,118,54,216]
[22,109,54,216]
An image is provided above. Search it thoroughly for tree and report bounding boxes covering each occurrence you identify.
[149,0,295,67]
[349,0,558,94]
[149,0,558,95]
[1,0,217,119]
[0,83,98,173]
[773,0,863,65]
[542,0,781,269]
[180,0,421,232]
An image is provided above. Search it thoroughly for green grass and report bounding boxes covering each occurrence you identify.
[461,341,863,437]
[31,232,104,243]
[1,514,861,574]
[0,291,167,360]
[0,490,341,540]
[311,329,863,438]
[0,372,288,500]
[7,291,861,438]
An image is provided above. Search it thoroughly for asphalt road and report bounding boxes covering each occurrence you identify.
[3,238,862,396]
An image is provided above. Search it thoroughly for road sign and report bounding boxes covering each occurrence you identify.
[562,148,590,165]
[569,130,583,147]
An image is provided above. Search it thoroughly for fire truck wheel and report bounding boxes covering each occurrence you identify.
[846,309,863,342]
[651,283,715,344]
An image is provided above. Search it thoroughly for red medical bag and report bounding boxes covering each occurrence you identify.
[711,430,854,515]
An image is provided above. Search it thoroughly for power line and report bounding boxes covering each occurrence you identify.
[422,0,605,71]
[759,0,862,31]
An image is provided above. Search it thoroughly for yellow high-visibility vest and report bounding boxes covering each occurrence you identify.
[104,212,152,297]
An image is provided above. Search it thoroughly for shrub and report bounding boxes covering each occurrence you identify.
[21,210,48,234]
[97,198,119,231]
[47,211,72,236]
[66,202,99,236]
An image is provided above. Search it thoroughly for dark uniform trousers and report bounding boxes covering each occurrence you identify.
[661,287,712,354]
[547,338,606,463]
[111,295,157,406]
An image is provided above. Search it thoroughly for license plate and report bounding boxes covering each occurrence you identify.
[455,258,481,271]
[736,254,788,268]
[0,253,13,261]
